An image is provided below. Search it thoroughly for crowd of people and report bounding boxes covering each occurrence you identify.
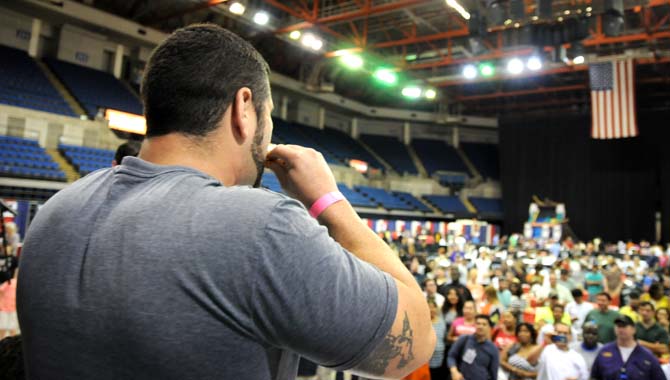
[407,233,670,380]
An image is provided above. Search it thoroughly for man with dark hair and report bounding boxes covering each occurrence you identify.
[112,140,141,166]
[440,265,474,301]
[591,315,665,380]
[448,314,499,380]
[635,301,669,357]
[17,24,435,380]
[569,322,601,371]
[566,288,593,339]
[583,292,619,343]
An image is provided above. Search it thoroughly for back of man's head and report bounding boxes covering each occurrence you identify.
[141,24,270,138]
[113,140,141,166]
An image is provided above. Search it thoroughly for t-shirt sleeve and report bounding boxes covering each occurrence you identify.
[249,198,398,370]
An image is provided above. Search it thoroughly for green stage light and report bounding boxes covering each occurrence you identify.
[401,87,422,99]
[373,68,398,85]
[340,54,364,69]
[479,63,495,77]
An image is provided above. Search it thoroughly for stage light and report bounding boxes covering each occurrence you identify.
[425,89,437,99]
[253,11,269,25]
[340,54,364,69]
[446,0,471,20]
[573,55,585,64]
[479,63,495,77]
[504,19,513,25]
[289,30,301,40]
[527,56,543,70]
[507,58,524,74]
[301,33,323,50]
[463,64,478,79]
[229,2,245,15]
[586,6,592,11]
[401,87,422,98]
[373,68,398,85]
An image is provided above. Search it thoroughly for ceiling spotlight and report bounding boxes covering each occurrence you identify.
[229,2,245,15]
[564,10,571,14]
[463,64,478,79]
[340,54,364,69]
[504,19,513,25]
[573,55,585,65]
[373,68,398,85]
[532,15,539,20]
[425,89,437,99]
[401,87,422,98]
[527,56,543,71]
[253,11,269,25]
[310,39,323,50]
[301,33,323,50]
[557,16,564,22]
[479,63,495,77]
[586,12,592,16]
[586,6,592,12]
[507,58,524,74]
[445,0,471,20]
[514,22,520,28]
[289,30,301,40]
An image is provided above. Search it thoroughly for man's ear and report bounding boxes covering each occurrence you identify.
[231,87,254,142]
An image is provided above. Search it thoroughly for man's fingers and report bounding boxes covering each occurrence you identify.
[266,144,302,164]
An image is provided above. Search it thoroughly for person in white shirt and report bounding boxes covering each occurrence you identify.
[424,278,445,309]
[565,288,594,339]
[569,322,602,372]
[537,322,589,380]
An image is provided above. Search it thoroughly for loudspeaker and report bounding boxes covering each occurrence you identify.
[536,0,553,19]
[469,10,488,36]
[510,0,526,20]
[603,11,624,36]
[488,1,508,25]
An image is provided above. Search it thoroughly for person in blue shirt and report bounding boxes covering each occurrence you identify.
[448,314,499,380]
[591,315,665,380]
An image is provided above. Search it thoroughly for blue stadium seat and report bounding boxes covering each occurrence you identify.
[422,195,471,216]
[261,172,283,193]
[44,58,143,118]
[461,143,500,180]
[354,185,413,211]
[0,135,66,181]
[337,183,376,208]
[359,134,418,175]
[411,139,469,176]
[272,118,343,166]
[469,197,503,218]
[297,127,384,171]
[392,191,433,212]
[59,144,114,176]
[0,45,76,117]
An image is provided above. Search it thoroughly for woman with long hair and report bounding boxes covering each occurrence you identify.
[442,287,464,327]
[500,322,539,380]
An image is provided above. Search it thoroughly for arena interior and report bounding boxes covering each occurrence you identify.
[1,0,670,379]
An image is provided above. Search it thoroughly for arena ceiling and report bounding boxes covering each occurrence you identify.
[81,0,670,116]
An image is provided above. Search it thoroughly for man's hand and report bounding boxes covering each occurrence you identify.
[265,144,339,208]
[451,367,464,380]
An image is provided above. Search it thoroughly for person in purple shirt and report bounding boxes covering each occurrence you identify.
[591,315,665,380]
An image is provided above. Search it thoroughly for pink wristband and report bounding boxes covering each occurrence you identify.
[309,191,345,218]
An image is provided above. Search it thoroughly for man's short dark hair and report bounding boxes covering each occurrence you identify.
[114,141,141,164]
[475,314,494,328]
[141,24,271,138]
[571,288,583,299]
[597,292,612,301]
[639,301,655,311]
[552,303,565,312]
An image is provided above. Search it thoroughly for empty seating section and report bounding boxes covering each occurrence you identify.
[271,118,342,165]
[392,191,433,212]
[298,127,383,170]
[469,197,503,216]
[354,185,414,211]
[411,139,469,176]
[0,136,65,181]
[44,58,143,118]
[461,143,500,180]
[337,183,376,208]
[360,134,417,175]
[436,173,468,188]
[261,172,282,193]
[59,144,114,175]
[423,195,470,215]
[0,45,75,117]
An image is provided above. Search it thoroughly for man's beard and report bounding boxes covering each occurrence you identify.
[251,116,266,188]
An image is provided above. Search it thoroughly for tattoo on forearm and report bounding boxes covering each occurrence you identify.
[358,312,415,375]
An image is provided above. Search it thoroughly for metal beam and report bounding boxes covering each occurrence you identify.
[583,31,670,46]
[407,48,536,70]
[272,0,432,33]
[436,65,589,87]
[456,84,588,101]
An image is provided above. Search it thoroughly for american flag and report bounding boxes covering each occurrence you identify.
[589,59,638,139]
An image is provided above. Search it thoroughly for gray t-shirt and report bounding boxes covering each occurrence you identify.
[17,157,398,380]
